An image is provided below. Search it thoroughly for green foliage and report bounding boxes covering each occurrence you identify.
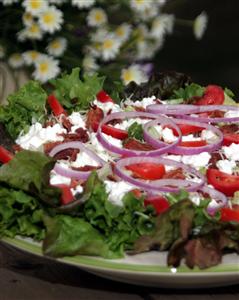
[127,122,144,141]
[172,83,205,100]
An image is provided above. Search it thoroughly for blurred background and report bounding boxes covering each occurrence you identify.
[155,0,239,96]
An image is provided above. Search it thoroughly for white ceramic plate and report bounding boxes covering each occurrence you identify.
[2,236,239,288]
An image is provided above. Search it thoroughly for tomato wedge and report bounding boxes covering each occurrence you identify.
[207,168,239,196]
[55,184,74,205]
[47,94,67,116]
[126,163,166,180]
[220,206,239,222]
[0,146,14,164]
[223,134,239,146]
[144,195,170,214]
[167,124,204,136]
[96,90,114,103]
[179,140,207,147]
[101,125,128,140]
[195,85,224,105]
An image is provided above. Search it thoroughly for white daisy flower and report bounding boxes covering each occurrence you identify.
[0,45,5,59]
[194,11,208,40]
[115,23,132,43]
[38,6,63,33]
[25,22,43,40]
[91,28,108,42]
[150,14,174,38]
[101,34,121,61]
[135,24,149,41]
[33,55,60,83]
[22,0,48,16]
[87,8,107,27]
[22,12,34,27]
[85,44,101,58]
[138,6,159,21]
[136,40,158,60]
[1,0,18,5]
[46,37,67,57]
[82,55,98,74]
[121,64,148,85]
[130,0,154,12]
[8,53,25,69]
[17,28,28,42]
[22,50,42,65]
[72,0,95,9]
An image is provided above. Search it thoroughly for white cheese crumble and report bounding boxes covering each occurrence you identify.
[201,129,218,142]
[114,117,149,131]
[224,110,239,118]
[71,185,83,196]
[16,122,66,150]
[71,151,100,168]
[68,112,86,132]
[216,159,236,174]
[181,134,201,142]
[124,96,156,109]
[89,133,115,161]
[93,99,121,113]
[181,152,211,169]
[104,180,134,207]
[222,143,239,161]
[50,171,71,186]
[189,192,201,206]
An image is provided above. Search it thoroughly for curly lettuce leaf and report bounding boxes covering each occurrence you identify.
[0,150,61,207]
[50,68,105,111]
[127,122,144,141]
[0,81,47,138]
[172,83,205,100]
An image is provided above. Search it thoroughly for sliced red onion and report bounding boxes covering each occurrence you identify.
[144,119,223,155]
[182,105,239,123]
[96,111,182,157]
[200,185,228,216]
[49,141,105,180]
[147,104,199,115]
[114,156,205,193]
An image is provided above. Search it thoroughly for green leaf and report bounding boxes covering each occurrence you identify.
[172,83,205,100]
[50,68,105,111]
[43,215,116,258]
[127,122,144,141]
[224,87,235,98]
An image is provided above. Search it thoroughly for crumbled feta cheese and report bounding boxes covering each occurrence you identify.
[222,143,239,161]
[93,99,121,113]
[124,96,156,109]
[181,152,211,169]
[71,151,99,168]
[216,159,236,174]
[104,180,134,206]
[114,117,149,131]
[163,154,182,162]
[181,134,201,142]
[71,185,83,196]
[201,129,218,142]
[189,192,201,206]
[16,122,66,150]
[102,133,122,148]
[224,110,239,118]
[161,128,178,143]
[89,133,114,161]
[50,171,71,186]
[68,112,86,133]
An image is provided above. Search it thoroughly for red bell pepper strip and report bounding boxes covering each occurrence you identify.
[0,146,14,164]
[47,94,67,116]
[144,195,170,214]
[96,90,114,103]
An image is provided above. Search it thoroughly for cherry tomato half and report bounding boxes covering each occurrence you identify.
[126,163,166,180]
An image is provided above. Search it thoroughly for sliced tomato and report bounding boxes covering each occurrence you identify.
[220,205,239,222]
[86,106,104,132]
[131,189,142,198]
[55,184,74,205]
[0,146,14,164]
[101,124,128,140]
[96,90,114,103]
[167,124,204,136]
[126,163,166,180]
[206,168,239,196]
[144,195,170,214]
[47,94,67,116]
[179,140,207,147]
[223,134,239,146]
[195,85,224,105]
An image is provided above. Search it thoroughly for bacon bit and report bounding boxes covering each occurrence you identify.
[70,179,84,189]
[62,116,72,131]
[163,168,185,179]
[209,110,225,118]
[12,144,23,153]
[220,124,239,134]
[44,120,56,128]
[75,128,89,142]
[208,152,226,169]
[107,174,118,182]
[44,141,62,154]
[71,165,100,171]
[123,138,155,151]
[54,148,79,161]
[86,106,104,130]
[134,106,146,112]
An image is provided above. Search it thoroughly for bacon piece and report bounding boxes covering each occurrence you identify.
[123,138,155,151]
[162,168,185,180]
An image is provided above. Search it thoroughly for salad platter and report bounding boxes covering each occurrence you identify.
[0,69,239,288]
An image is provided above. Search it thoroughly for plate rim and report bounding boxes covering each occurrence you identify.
[2,236,239,276]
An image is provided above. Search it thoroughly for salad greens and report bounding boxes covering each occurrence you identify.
[172,83,205,100]
[127,122,144,141]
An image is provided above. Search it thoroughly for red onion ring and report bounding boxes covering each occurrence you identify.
[49,141,105,180]
[200,185,228,216]
[147,104,199,115]
[114,156,205,192]
[96,111,182,157]
[144,118,223,155]
[181,105,239,123]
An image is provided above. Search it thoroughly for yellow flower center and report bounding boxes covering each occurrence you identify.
[29,24,40,34]
[94,12,104,23]
[43,13,55,24]
[23,12,33,22]
[122,70,133,82]
[51,41,61,49]
[116,27,125,37]
[103,39,114,50]
[30,51,39,60]
[135,0,144,5]
[12,54,21,61]
[39,62,49,73]
[30,0,41,10]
